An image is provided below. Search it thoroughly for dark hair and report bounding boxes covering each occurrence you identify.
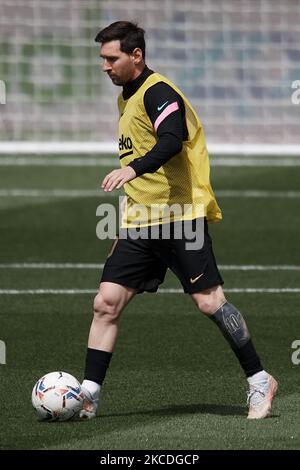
[95,21,146,59]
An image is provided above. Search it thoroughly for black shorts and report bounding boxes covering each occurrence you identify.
[100,218,224,294]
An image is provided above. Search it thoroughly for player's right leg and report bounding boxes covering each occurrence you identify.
[88,281,137,352]
[79,233,167,420]
[80,281,137,419]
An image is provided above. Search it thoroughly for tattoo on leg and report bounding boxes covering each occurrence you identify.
[210,302,250,349]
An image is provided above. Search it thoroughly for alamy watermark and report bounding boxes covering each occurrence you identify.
[291,340,300,365]
[0,80,6,104]
[291,80,300,104]
[96,197,205,250]
[0,340,6,365]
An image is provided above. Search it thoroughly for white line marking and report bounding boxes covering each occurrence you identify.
[0,141,299,156]
[0,263,298,271]
[216,190,300,198]
[159,288,300,294]
[0,142,117,154]
[211,158,300,167]
[0,157,118,167]
[0,288,299,295]
[0,157,300,167]
[220,265,300,271]
[0,189,115,198]
[0,189,104,197]
[222,288,300,293]
[0,263,105,269]
[0,289,96,295]
[0,189,299,198]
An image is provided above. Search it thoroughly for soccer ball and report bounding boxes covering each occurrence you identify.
[32,371,84,421]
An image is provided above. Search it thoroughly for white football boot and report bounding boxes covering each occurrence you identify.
[247,372,278,419]
[79,387,99,420]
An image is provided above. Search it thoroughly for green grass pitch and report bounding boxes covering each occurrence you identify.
[0,159,299,450]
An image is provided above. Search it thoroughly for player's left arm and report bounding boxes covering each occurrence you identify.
[128,82,188,176]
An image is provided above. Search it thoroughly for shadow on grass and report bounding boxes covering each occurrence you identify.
[3,402,247,449]
[100,402,246,419]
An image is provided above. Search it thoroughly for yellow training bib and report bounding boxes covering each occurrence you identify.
[118,73,222,227]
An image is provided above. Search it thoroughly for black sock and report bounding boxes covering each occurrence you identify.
[209,302,263,377]
[84,348,112,385]
[233,338,263,378]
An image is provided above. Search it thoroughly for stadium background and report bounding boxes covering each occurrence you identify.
[1,0,300,146]
[0,0,300,451]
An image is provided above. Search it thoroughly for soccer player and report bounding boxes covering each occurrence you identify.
[80,21,277,420]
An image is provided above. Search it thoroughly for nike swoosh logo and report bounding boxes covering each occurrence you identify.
[190,273,204,284]
[157,101,168,111]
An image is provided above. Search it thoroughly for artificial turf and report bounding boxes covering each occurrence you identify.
[0,159,299,450]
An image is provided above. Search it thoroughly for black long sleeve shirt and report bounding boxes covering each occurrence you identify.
[122,66,188,177]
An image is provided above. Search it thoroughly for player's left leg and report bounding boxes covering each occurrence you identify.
[191,286,278,419]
